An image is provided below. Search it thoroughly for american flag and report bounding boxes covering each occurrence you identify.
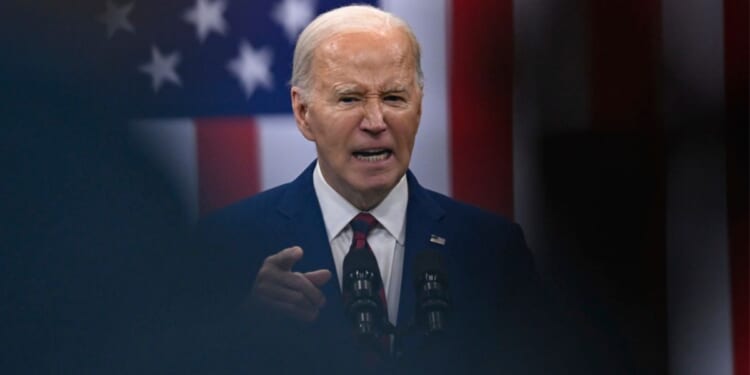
[97,0,349,117]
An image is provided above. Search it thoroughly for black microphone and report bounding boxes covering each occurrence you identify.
[414,250,450,336]
[342,248,387,344]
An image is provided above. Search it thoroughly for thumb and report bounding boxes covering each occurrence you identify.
[303,269,332,287]
[266,246,303,271]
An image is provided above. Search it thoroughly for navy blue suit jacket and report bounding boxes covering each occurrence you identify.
[197,162,549,374]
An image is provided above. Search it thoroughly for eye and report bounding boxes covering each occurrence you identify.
[384,95,405,103]
[339,96,359,104]
[383,95,407,106]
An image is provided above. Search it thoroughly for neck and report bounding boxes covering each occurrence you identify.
[344,190,388,211]
[317,164,394,211]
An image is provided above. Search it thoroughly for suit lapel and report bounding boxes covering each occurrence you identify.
[276,162,350,340]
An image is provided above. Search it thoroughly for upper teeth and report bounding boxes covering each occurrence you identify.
[355,150,389,161]
[358,149,386,156]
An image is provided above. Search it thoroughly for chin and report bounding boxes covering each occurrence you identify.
[357,176,400,195]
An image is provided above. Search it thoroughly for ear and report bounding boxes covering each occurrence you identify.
[291,87,315,141]
[414,86,423,123]
[416,89,423,118]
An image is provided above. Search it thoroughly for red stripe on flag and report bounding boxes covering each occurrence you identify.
[196,117,260,216]
[725,0,750,373]
[589,0,667,372]
[590,0,662,132]
[449,0,514,216]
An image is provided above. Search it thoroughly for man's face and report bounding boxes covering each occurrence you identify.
[292,28,422,208]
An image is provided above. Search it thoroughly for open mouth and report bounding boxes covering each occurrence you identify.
[352,148,392,162]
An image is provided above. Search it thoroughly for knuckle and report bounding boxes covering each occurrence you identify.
[262,253,280,267]
[286,274,305,290]
[257,262,273,276]
[254,272,270,288]
[262,255,273,266]
[290,293,308,308]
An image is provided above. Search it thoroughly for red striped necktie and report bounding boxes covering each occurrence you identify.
[349,212,391,360]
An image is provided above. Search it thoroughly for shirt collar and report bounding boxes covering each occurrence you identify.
[313,162,408,245]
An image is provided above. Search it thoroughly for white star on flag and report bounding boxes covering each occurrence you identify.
[271,0,315,42]
[99,0,135,38]
[183,0,229,43]
[227,41,274,99]
[139,46,182,92]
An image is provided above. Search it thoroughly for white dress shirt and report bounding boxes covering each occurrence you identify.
[312,162,407,325]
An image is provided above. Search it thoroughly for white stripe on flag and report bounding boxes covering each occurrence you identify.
[256,115,316,191]
[663,0,734,373]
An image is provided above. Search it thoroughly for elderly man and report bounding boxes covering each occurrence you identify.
[199,5,549,374]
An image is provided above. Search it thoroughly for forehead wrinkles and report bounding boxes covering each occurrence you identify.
[336,33,410,61]
[330,80,410,96]
[312,31,415,77]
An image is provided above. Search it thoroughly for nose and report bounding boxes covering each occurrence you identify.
[360,99,386,133]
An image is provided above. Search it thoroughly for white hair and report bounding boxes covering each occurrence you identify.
[290,4,423,101]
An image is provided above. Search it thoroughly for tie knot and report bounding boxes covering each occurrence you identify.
[351,212,378,236]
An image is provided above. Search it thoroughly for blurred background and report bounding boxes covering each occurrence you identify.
[1,0,747,374]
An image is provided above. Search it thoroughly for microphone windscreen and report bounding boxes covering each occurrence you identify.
[343,246,380,276]
[414,249,448,281]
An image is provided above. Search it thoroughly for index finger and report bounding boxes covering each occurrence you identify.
[287,272,327,308]
[265,246,303,271]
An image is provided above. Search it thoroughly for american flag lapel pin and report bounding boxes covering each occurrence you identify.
[429,234,446,246]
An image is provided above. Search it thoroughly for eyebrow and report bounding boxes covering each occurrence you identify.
[383,87,408,94]
[332,84,361,96]
[331,84,410,96]
[382,80,412,91]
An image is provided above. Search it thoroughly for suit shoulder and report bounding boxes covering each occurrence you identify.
[419,188,529,254]
[422,188,515,228]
